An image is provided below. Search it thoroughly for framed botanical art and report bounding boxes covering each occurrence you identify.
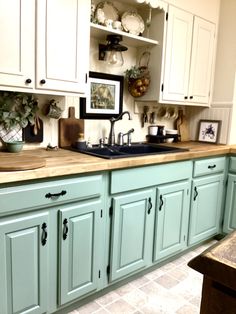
[80,71,124,119]
[198,119,221,143]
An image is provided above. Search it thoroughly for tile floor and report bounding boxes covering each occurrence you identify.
[68,240,217,314]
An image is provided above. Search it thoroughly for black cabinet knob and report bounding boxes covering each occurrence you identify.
[184,96,188,99]
[25,78,32,84]
[190,96,193,99]
[40,79,46,84]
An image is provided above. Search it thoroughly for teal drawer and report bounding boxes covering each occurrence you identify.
[229,157,236,173]
[193,157,226,177]
[0,174,103,214]
[111,161,192,194]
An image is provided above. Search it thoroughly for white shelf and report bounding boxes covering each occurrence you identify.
[90,23,159,47]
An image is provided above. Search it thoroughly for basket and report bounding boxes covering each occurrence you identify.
[127,52,151,97]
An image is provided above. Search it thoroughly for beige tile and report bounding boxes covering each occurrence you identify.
[140,289,186,314]
[93,308,109,314]
[130,275,151,288]
[138,281,164,299]
[175,303,199,314]
[167,268,188,281]
[115,283,135,297]
[189,295,202,308]
[154,274,180,289]
[105,299,136,314]
[144,267,165,280]
[95,291,120,306]
[123,288,148,308]
[75,301,101,314]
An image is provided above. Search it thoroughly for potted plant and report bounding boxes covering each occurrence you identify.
[0,91,39,151]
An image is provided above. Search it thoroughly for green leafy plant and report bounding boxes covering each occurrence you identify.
[124,65,143,79]
[0,91,39,130]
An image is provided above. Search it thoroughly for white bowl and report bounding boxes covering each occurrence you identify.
[165,129,178,134]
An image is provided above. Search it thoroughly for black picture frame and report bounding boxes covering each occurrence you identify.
[198,119,222,144]
[80,71,124,119]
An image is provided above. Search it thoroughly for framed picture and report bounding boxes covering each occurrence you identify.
[198,119,221,143]
[80,71,124,119]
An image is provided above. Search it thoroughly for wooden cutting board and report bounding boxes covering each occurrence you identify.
[176,110,190,142]
[59,107,84,148]
[0,156,46,171]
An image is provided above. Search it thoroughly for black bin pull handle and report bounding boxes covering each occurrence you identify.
[147,197,152,214]
[63,218,69,240]
[159,195,164,211]
[193,187,198,201]
[208,164,216,169]
[45,190,67,199]
[41,222,48,246]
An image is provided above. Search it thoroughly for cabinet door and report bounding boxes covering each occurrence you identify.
[0,212,49,314]
[162,6,193,102]
[188,174,224,245]
[223,174,236,233]
[0,0,35,89]
[154,181,190,262]
[58,200,102,305]
[188,17,215,104]
[36,0,89,93]
[109,189,155,282]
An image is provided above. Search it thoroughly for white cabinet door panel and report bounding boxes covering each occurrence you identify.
[0,0,35,89]
[36,0,89,93]
[188,17,215,104]
[162,6,193,102]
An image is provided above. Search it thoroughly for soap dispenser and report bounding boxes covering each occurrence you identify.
[75,133,86,150]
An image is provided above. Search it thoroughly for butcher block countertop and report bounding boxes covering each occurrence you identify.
[0,141,235,184]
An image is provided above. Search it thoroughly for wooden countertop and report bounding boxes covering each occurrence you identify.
[188,230,236,291]
[0,141,234,184]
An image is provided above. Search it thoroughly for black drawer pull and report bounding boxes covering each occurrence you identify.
[159,195,164,211]
[41,222,47,246]
[208,165,216,169]
[45,190,67,199]
[147,197,152,214]
[63,218,68,240]
[40,79,46,84]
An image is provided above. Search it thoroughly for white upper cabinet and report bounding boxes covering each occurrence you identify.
[36,0,89,94]
[0,0,35,89]
[139,4,216,107]
[0,0,90,95]
[162,6,215,105]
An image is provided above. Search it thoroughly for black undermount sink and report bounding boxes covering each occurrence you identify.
[71,143,188,159]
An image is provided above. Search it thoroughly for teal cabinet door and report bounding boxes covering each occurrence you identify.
[188,174,224,245]
[0,211,49,314]
[154,180,190,262]
[223,174,236,233]
[109,189,155,282]
[58,199,102,305]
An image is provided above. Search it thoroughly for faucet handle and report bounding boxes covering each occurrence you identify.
[99,137,107,148]
[117,132,124,146]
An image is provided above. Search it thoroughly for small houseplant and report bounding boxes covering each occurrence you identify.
[0,91,39,150]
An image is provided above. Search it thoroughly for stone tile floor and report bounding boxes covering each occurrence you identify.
[68,240,217,314]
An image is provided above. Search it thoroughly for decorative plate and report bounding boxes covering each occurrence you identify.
[95,1,119,24]
[121,11,145,36]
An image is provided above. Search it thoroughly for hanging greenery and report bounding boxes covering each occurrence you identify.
[0,91,39,130]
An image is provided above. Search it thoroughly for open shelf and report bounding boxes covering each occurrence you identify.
[90,23,159,47]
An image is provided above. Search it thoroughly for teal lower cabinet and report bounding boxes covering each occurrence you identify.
[58,199,103,305]
[223,174,236,233]
[188,174,224,245]
[153,180,190,262]
[109,189,156,282]
[0,211,49,314]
